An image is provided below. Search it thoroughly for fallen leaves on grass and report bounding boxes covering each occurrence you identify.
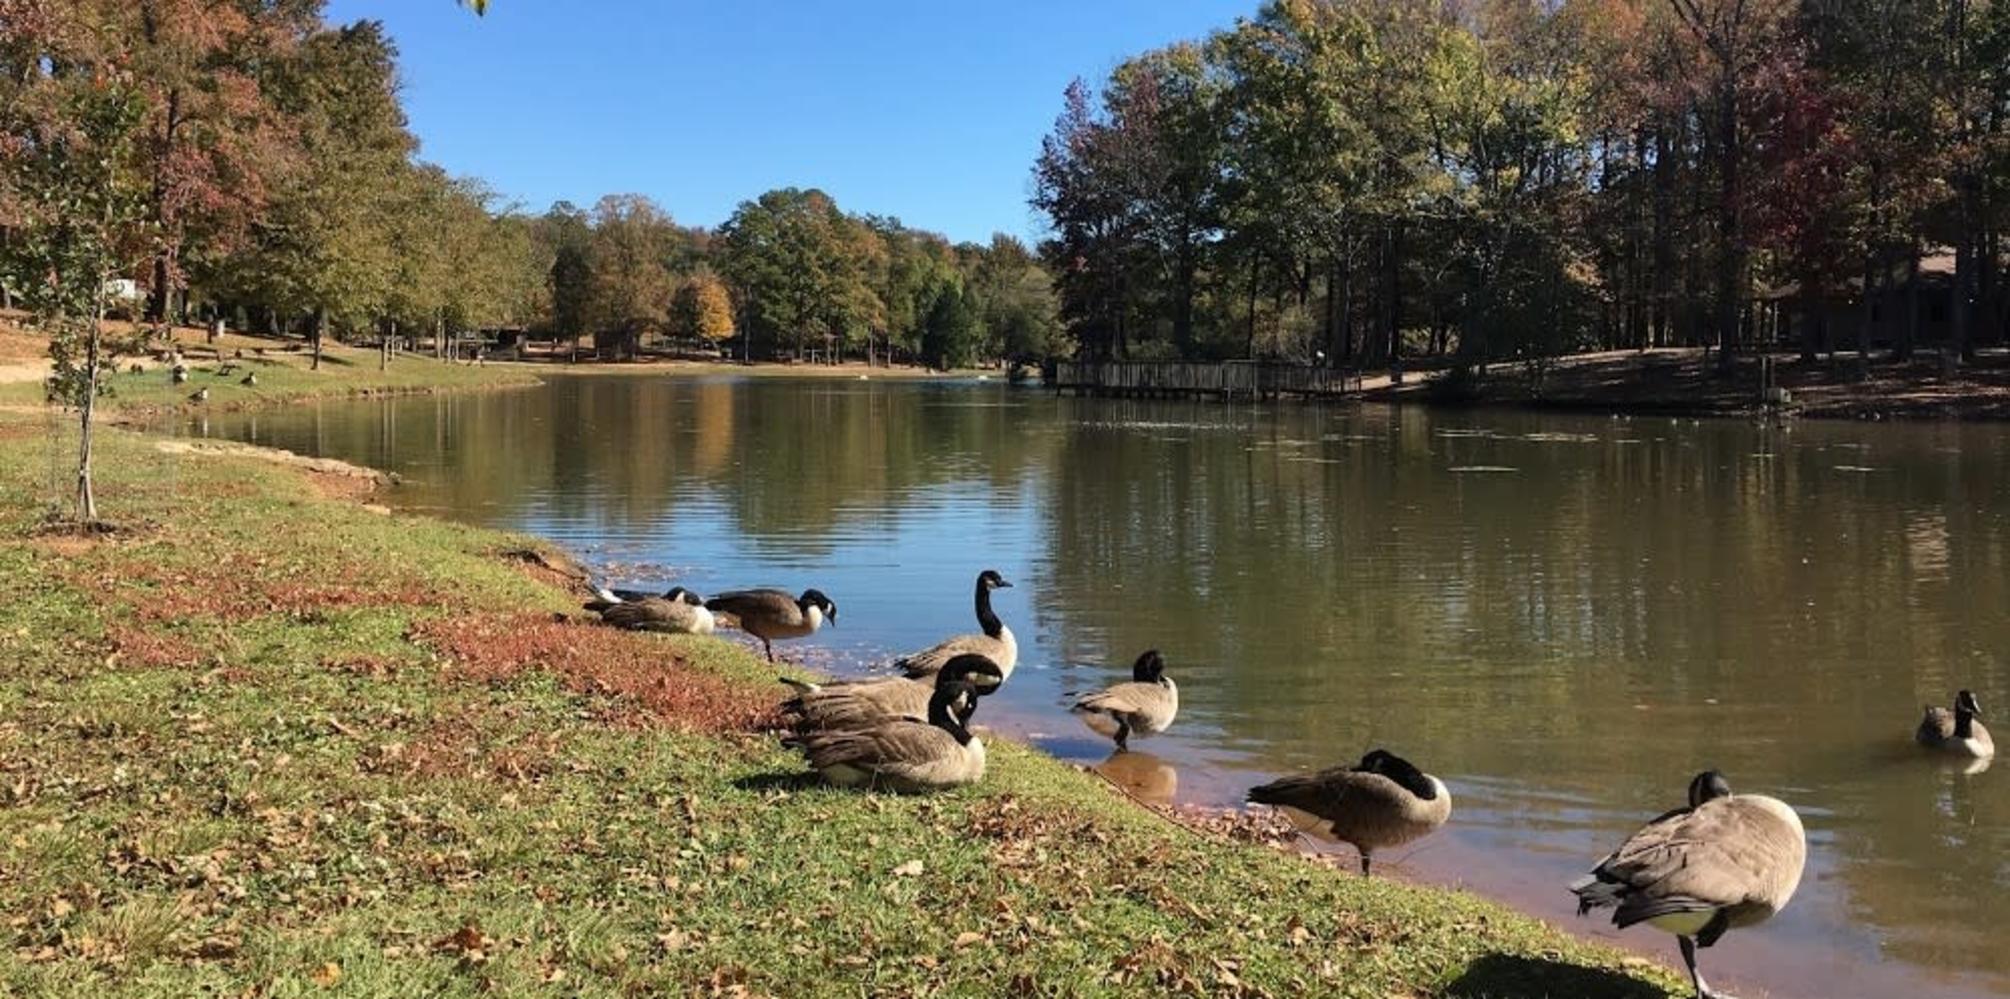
[413,612,776,735]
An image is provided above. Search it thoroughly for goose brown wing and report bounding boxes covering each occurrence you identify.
[705,589,801,625]
[802,719,960,776]
[1595,799,1802,928]
[895,634,995,678]
[1917,706,1956,742]
[596,598,678,631]
[785,678,933,730]
[1246,768,1411,821]
[1073,682,1167,719]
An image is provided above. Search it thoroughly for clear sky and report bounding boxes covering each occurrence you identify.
[324,1,1253,244]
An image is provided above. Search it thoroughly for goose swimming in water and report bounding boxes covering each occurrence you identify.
[1571,770,1806,999]
[1916,689,1993,759]
[704,588,837,661]
[895,569,1016,680]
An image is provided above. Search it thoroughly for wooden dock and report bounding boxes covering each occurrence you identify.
[1048,360,1363,400]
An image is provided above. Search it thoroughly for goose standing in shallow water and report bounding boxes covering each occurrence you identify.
[795,680,987,792]
[780,653,1003,733]
[703,588,837,661]
[1246,749,1450,877]
[584,585,716,635]
[896,569,1016,680]
[1571,770,1806,999]
[1916,690,1994,759]
[1070,649,1178,751]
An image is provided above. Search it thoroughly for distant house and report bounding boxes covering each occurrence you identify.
[1759,249,1972,352]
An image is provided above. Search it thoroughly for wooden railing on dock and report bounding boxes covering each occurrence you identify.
[1048,360,1363,400]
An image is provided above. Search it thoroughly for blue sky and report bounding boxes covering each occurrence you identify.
[325,1,1253,244]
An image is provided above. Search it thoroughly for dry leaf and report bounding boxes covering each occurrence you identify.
[892,859,924,878]
[952,931,986,949]
[311,962,341,987]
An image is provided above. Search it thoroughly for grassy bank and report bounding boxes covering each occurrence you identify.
[1365,347,2010,421]
[0,406,1681,998]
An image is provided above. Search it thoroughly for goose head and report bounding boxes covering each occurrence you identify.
[977,569,1012,591]
[938,653,1006,694]
[664,586,704,606]
[1358,748,1439,800]
[1130,649,1166,683]
[1955,689,1984,720]
[1687,770,1732,806]
[927,680,981,740]
[799,589,838,626]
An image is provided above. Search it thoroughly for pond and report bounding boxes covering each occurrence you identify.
[175,372,2010,999]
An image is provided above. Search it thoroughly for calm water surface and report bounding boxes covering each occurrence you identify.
[177,374,2010,999]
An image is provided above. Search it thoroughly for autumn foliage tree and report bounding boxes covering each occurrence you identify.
[670,272,734,343]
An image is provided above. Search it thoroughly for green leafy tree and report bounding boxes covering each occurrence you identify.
[583,193,681,358]
[5,68,153,522]
[920,280,979,370]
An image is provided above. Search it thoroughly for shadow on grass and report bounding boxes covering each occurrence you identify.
[1444,953,1673,999]
[731,770,823,793]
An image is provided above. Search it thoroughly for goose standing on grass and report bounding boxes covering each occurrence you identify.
[704,587,837,661]
[780,653,1003,733]
[1246,749,1450,877]
[1571,770,1806,999]
[584,585,716,635]
[795,680,987,791]
[1916,689,1994,759]
[1070,649,1178,751]
[896,569,1016,680]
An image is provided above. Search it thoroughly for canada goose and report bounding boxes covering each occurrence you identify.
[240,372,257,387]
[1571,771,1806,999]
[1246,749,1451,876]
[171,365,189,384]
[1916,689,1994,759]
[1070,649,1178,751]
[188,387,208,402]
[896,569,1016,679]
[780,653,1003,732]
[704,588,837,661]
[795,680,987,792]
[584,585,716,635]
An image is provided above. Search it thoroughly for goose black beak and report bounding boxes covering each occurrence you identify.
[996,579,1013,588]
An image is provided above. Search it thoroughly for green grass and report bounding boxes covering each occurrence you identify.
[0,409,1681,997]
[0,340,538,415]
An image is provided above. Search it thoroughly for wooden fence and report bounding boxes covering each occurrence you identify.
[1048,360,1363,400]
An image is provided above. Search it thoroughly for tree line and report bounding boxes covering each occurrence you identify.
[0,0,1059,371]
[1032,0,2010,369]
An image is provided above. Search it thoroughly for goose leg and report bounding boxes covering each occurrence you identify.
[1359,851,1373,877]
[1679,936,1734,999]
[762,638,774,662]
[1114,720,1131,753]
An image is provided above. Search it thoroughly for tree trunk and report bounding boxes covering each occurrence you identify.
[1900,250,1919,361]
[1386,223,1404,373]
[1173,238,1196,359]
[311,306,325,371]
[1714,81,1744,368]
[145,87,183,326]
[76,284,106,523]
[1246,256,1261,359]
[1651,126,1676,348]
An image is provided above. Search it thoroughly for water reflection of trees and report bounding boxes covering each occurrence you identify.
[214,375,1057,552]
[1033,400,2010,979]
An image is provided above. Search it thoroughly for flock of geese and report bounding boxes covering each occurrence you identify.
[584,569,1994,999]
